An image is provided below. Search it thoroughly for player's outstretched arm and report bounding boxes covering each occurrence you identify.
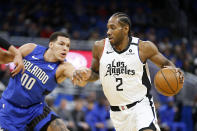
[56,62,91,87]
[9,45,25,76]
[0,36,12,50]
[139,40,175,68]
[139,40,184,82]
[0,37,25,76]
[0,48,13,64]
[72,67,92,86]
[0,37,15,64]
[11,43,37,76]
[72,40,103,83]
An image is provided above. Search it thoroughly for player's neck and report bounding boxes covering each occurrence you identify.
[113,37,129,52]
[44,49,58,62]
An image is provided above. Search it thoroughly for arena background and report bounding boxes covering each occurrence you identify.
[0,0,197,131]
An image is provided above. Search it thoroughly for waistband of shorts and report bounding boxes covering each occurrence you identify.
[110,99,143,111]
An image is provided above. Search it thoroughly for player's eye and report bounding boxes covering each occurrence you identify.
[111,26,116,30]
[107,25,116,30]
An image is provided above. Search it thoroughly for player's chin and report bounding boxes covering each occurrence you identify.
[59,57,66,62]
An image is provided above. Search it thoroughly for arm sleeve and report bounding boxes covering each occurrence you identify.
[0,37,11,50]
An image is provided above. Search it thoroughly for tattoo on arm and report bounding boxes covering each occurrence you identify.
[161,60,175,68]
[87,40,103,82]
[48,119,70,131]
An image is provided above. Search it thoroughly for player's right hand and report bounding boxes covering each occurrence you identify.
[11,50,25,76]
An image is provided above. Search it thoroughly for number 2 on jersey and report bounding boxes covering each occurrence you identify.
[21,73,36,90]
[116,78,123,91]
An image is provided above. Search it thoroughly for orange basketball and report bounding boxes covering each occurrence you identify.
[154,68,183,96]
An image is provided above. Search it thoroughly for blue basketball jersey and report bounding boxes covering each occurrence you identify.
[2,45,60,107]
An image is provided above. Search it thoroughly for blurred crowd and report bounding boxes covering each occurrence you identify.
[45,92,114,131]
[0,0,197,75]
[0,0,197,131]
[0,0,197,40]
[0,0,197,39]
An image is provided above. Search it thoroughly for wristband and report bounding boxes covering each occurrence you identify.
[0,37,11,50]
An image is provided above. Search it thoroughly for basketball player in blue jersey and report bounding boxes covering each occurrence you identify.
[73,12,184,131]
[0,32,90,131]
[0,37,25,76]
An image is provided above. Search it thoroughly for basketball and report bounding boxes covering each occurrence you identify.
[154,68,183,96]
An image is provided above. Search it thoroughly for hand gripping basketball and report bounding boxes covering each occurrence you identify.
[154,67,184,96]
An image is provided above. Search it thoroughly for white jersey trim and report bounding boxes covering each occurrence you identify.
[131,36,139,44]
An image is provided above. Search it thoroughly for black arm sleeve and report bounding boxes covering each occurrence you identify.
[0,37,11,50]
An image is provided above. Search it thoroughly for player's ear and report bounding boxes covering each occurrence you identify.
[124,25,129,34]
[49,42,53,48]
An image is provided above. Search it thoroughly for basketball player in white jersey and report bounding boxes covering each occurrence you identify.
[73,12,184,131]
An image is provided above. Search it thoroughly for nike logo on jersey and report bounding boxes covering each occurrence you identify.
[32,56,39,60]
[106,51,114,54]
[48,65,54,70]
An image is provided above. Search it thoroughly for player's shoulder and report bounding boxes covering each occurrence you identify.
[94,39,105,47]
[19,43,37,57]
[19,43,37,51]
[139,40,153,45]
[139,40,158,59]
[22,43,37,47]
[139,40,156,50]
[93,39,105,52]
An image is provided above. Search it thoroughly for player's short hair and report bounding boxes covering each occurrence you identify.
[111,12,132,37]
[49,32,69,42]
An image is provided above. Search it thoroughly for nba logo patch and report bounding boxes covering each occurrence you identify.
[121,106,125,110]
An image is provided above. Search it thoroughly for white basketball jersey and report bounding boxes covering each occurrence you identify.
[99,37,152,106]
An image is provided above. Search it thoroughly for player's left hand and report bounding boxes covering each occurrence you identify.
[164,66,184,84]
[175,68,184,84]
[11,50,25,76]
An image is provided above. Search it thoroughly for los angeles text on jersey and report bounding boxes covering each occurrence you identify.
[23,59,49,84]
[105,59,135,76]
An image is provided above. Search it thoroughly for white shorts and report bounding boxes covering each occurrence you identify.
[110,96,160,131]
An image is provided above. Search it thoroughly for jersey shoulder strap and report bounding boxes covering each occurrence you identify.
[23,44,47,60]
[131,37,139,45]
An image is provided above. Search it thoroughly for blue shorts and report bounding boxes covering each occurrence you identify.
[0,98,58,131]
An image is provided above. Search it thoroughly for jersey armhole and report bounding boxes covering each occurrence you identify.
[101,39,105,55]
[54,62,61,84]
[98,39,105,61]
[137,39,146,65]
